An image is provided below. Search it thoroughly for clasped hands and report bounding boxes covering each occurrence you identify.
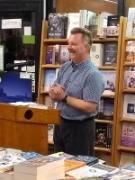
[48,83,66,101]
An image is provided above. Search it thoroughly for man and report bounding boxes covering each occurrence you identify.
[49,27,104,156]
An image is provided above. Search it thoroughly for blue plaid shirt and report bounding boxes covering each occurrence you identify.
[55,60,104,120]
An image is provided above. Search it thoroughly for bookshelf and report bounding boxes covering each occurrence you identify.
[92,17,124,165]
[114,17,135,166]
[38,17,124,165]
[37,21,68,106]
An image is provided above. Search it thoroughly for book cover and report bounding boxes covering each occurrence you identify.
[90,43,104,67]
[123,94,135,119]
[45,45,55,64]
[125,41,135,62]
[44,69,57,92]
[95,123,108,148]
[107,15,119,37]
[121,122,135,147]
[66,165,108,179]
[64,159,86,173]
[66,13,80,38]
[101,70,116,95]
[48,13,65,39]
[126,8,135,37]
[124,70,135,88]
[59,45,70,64]
[98,98,114,120]
[103,43,117,65]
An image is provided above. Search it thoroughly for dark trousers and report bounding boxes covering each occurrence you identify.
[53,117,95,156]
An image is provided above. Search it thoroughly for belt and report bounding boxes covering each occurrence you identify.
[61,116,94,123]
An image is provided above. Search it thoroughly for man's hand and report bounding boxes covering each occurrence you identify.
[48,84,66,101]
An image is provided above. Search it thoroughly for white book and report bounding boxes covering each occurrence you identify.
[66,165,108,179]
[126,8,135,37]
[123,94,135,118]
[101,70,116,95]
[67,13,80,38]
[90,43,104,67]
[14,156,64,180]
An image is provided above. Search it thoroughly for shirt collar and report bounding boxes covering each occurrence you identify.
[71,60,90,71]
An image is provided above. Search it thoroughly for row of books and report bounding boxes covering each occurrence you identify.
[45,42,118,68]
[48,11,119,39]
[46,45,69,65]
[90,42,117,67]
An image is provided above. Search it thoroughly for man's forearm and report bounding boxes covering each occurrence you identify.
[65,95,97,113]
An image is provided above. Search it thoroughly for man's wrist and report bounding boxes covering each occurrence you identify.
[62,94,68,102]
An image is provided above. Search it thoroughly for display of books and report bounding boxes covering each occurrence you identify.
[121,122,135,147]
[101,70,116,95]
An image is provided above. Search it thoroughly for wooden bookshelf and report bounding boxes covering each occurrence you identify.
[117,146,135,153]
[94,147,111,153]
[95,119,113,124]
[114,17,135,166]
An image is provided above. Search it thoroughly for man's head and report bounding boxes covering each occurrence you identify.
[68,27,92,63]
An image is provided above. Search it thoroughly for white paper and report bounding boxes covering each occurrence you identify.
[2,19,22,29]
[24,26,32,35]
[20,72,31,79]
[0,45,4,71]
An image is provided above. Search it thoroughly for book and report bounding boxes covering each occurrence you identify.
[123,94,135,118]
[45,45,55,64]
[14,156,65,180]
[0,170,14,180]
[125,41,135,62]
[103,43,117,65]
[59,45,70,64]
[68,155,98,166]
[124,70,135,88]
[90,43,104,67]
[95,123,108,148]
[66,13,80,38]
[44,69,58,92]
[101,70,116,95]
[48,13,66,38]
[121,122,135,147]
[66,165,108,179]
[64,159,86,172]
[98,98,114,120]
[106,15,119,37]
[126,8,135,37]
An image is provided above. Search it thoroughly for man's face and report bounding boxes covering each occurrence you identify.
[68,33,88,62]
